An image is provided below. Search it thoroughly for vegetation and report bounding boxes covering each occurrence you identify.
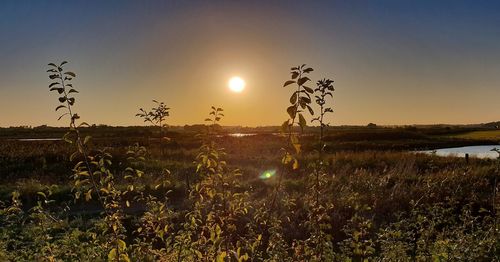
[450,130,500,141]
[0,62,498,261]
[136,100,171,137]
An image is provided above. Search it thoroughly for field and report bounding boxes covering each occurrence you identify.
[449,130,500,141]
[0,63,499,261]
[4,0,500,260]
[1,125,499,261]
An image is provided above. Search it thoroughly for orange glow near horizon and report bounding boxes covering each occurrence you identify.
[0,2,500,127]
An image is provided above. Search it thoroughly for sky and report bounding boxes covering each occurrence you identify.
[0,0,499,127]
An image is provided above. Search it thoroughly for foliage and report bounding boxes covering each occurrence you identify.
[272,64,316,208]
[311,78,334,144]
[136,100,170,136]
[0,62,498,261]
[173,106,253,261]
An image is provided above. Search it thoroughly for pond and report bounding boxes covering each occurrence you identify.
[227,133,257,137]
[420,145,500,159]
[16,138,62,141]
[224,133,313,138]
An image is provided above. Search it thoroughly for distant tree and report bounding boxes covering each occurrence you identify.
[184,124,206,133]
[405,125,417,131]
[367,123,377,128]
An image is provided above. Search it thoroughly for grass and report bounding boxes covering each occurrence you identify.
[1,126,499,260]
[449,130,500,141]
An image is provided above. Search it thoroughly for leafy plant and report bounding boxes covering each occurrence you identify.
[48,61,131,261]
[136,100,170,137]
[2,61,499,261]
[175,106,253,261]
[311,78,335,147]
[271,64,315,209]
[283,64,315,134]
[298,77,336,261]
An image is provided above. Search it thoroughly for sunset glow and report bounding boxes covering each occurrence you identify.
[0,2,498,259]
[0,1,499,127]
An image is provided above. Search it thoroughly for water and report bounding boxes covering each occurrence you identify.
[16,138,62,141]
[420,145,500,159]
[226,133,312,137]
[227,133,257,137]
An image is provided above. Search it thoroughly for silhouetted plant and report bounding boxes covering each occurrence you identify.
[289,76,336,261]
[256,65,316,261]
[283,64,315,132]
[1,60,499,261]
[271,64,315,209]
[311,78,335,147]
[136,100,170,137]
[47,61,100,205]
[174,106,252,261]
[48,61,130,261]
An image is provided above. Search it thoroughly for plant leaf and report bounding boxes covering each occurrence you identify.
[55,105,66,111]
[64,72,76,77]
[287,105,296,119]
[58,113,69,120]
[297,77,310,86]
[292,158,299,170]
[83,135,91,145]
[303,67,314,73]
[306,105,314,115]
[289,92,297,104]
[283,80,295,87]
[303,85,314,94]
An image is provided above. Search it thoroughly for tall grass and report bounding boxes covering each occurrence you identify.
[0,62,498,261]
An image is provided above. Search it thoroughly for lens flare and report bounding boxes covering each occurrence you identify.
[259,169,276,180]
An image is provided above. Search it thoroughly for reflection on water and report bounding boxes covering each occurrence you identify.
[17,138,62,141]
[224,133,313,138]
[228,133,257,137]
[420,145,500,159]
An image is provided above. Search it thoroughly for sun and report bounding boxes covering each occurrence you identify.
[228,76,245,93]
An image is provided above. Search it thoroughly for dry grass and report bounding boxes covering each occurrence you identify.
[450,130,500,141]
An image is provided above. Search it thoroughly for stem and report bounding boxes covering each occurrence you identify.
[39,208,55,260]
[176,241,183,262]
[116,237,121,262]
[221,171,229,256]
[320,105,324,146]
[59,68,124,260]
[271,71,303,211]
[59,71,106,211]
[269,168,285,212]
[159,119,163,137]
[315,169,320,209]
